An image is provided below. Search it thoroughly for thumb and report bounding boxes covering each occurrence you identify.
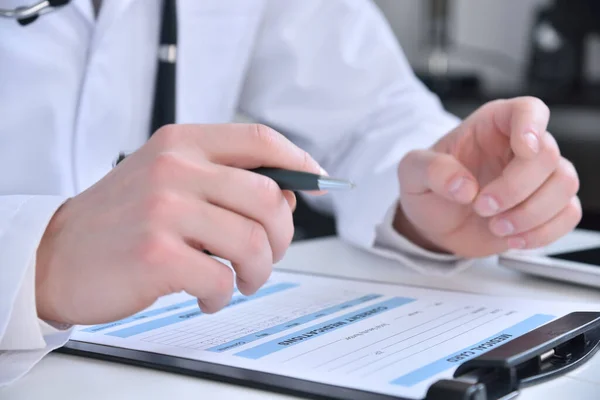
[398,150,479,204]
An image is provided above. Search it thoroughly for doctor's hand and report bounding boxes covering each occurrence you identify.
[395,97,581,258]
[35,124,322,325]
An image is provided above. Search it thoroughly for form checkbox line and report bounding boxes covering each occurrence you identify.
[328,310,476,373]
[281,338,346,363]
[316,307,467,371]
[357,313,502,378]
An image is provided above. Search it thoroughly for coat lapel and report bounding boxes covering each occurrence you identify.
[91,0,139,45]
[71,0,94,25]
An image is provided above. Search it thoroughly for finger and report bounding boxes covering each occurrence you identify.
[489,158,579,237]
[398,150,479,204]
[180,202,273,296]
[474,133,561,217]
[142,157,295,264]
[202,165,295,263]
[168,244,235,314]
[154,123,322,174]
[505,196,582,250]
[283,191,297,212]
[489,97,551,159]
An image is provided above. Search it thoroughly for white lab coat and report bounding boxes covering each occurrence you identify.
[0,0,462,385]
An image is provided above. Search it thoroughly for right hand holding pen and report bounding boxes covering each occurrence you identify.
[35,124,323,326]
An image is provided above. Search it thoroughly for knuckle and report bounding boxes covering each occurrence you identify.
[425,155,446,183]
[142,190,181,221]
[300,149,313,172]
[397,151,415,178]
[282,221,295,249]
[540,131,560,161]
[398,150,425,182]
[254,175,282,208]
[191,159,219,181]
[401,150,420,165]
[255,264,273,289]
[214,267,234,297]
[245,220,269,258]
[522,232,541,249]
[134,231,175,269]
[569,197,583,225]
[523,198,582,249]
[251,123,278,148]
[545,139,561,165]
[271,216,295,263]
[478,98,506,116]
[558,160,580,195]
[520,96,550,116]
[487,98,508,109]
[501,179,520,205]
[152,124,181,149]
[245,257,273,292]
[521,227,547,249]
[517,200,537,223]
[148,152,184,185]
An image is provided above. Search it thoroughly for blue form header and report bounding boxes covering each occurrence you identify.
[235,297,414,360]
[208,294,383,352]
[105,282,298,338]
[391,313,555,387]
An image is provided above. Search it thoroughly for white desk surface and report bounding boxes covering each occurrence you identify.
[3,230,600,400]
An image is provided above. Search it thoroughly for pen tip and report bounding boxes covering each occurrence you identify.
[317,177,356,191]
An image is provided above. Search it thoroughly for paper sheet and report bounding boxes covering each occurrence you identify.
[72,271,592,399]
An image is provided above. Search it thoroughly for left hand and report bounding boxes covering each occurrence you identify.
[395,97,582,258]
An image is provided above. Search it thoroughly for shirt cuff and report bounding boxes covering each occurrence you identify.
[0,254,72,387]
[0,256,71,351]
[373,200,475,276]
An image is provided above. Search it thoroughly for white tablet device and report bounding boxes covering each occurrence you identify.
[499,246,600,289]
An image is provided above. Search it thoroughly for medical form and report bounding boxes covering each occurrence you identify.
[71,271,593,399]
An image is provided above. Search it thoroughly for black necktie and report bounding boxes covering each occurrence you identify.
[150,0,178,136]
[91,0,102,17]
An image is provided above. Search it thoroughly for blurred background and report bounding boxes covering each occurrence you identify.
[293,0,600,241]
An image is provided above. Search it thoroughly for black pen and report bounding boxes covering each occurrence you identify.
[248,168,354,191]
[114,153,355,191]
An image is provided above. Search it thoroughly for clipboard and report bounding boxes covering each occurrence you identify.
[56,310,600,399]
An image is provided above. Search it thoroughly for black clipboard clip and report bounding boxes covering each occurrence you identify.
[426,312,600,400]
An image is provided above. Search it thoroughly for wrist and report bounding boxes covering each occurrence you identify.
[392,201,452,255]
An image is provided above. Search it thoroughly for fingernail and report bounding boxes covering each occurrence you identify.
[508,237,526,249]
[524,132,539,153]
[449,177,464,194]
[491,219,514,237]
[449,177,476,203]
[475,195,500,216]
[319,167,329,176]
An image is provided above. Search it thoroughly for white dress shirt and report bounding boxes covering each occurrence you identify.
[0,0,468,386]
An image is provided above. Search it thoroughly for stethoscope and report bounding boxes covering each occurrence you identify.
[0,0,71,26]
[2,0,177,139]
